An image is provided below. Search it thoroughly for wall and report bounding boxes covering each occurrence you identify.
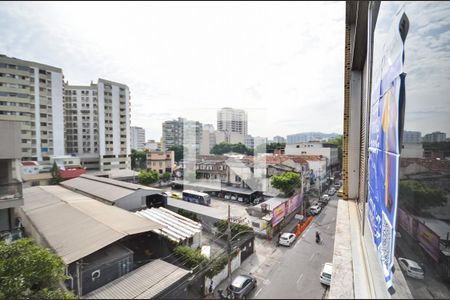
[204,251,241,294]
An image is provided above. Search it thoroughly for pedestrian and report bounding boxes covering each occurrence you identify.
[209,280,214,295]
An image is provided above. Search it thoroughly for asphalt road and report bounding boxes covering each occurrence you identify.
[254,196,339,299]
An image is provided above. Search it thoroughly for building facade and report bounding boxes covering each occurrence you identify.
[146,151,175,175]
[162,117,202,153]
[130,126,145,150]
[0,120,23,240]
[402,130,421,144]
[423,131,447,143]
[217,107,248,136]
[199,124,216,155]
[64,79,131,171]
[284,141,338,171]
[244,134,254,149]
[0,55,65,161]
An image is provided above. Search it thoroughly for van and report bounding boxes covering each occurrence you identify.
[320,263,333,286]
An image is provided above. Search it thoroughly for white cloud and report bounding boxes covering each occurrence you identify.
[0,1,346,139]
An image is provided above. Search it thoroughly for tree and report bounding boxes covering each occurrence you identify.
[50,162,62,185]
[167,145,185,163]
[328,135,343,166]
[161,172,171,182]
[131,149,147,170]
[255,142,286,154]
[399,180,447,214]
[138,170,160,185]
[173,245,208,269]
[211,143,253,155]
[0,238,76,299]
[271,171,302,197]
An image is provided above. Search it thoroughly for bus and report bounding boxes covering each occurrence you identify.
[182,190,211,206]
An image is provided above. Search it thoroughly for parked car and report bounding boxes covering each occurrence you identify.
[328,187,336,195]
[322,194,330,201]
[279,232,296,247]
[224,194,231,200]
[227,274,257,299]
[231,194,237,201]
[398,257,424,279]
[310,204,321,215]
[320,263,333,286]
[334,182,341,188]
[337,187,343,198]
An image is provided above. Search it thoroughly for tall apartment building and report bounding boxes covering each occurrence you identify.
[162,117,202,153]
[423,131,447,143]
[64,79,131,171]
[402,130,421,144]
[217,107,248,136]
[130,126,145,150]
[199,124,216,155]
[0,55,65,161]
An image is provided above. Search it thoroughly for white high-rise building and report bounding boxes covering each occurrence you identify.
[0,55,65,161]
[130,126,146,150]
[200,124,216,155]
[64,79,131,171]
[217,107,248,136]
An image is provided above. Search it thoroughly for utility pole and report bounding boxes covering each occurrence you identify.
[227,204,232,284]
[76,261,82,298]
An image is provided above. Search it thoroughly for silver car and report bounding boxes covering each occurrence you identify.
[227,275,257,299]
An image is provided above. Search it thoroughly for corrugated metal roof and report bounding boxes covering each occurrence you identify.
[61,174,161,203]
[83,259,190,299]
[136,207,202,243]
[20,186,164,264]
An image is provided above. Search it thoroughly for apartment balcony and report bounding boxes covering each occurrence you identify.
[0,180,23,210]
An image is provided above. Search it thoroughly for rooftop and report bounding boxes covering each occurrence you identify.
[82,259,189,299]
[19,186,163,264]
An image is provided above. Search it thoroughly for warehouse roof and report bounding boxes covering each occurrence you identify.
[20,186,163,264]
[83,259,189,299]
[136,207,202,243]
[61,174,161,203]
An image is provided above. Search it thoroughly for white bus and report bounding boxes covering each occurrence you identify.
[182,190,211,206]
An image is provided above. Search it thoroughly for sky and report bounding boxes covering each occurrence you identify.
[0,1,345,140]
[0,1,447,141]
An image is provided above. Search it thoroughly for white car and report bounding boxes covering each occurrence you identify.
[320,263,333,286]
[398,257,424,279]
[310,204,321,215]
[278,233,296,247]
[328,188,336,195]
[322,194,330,201]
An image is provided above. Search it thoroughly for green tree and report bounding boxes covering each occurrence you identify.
[255,142,286,154]
[328,135,343,166]
[167,145,185,163]
[211,143,253,155]
[215,220,254,240]
[0,238,76,299]
[131,149,147,170]
[50,162,62,185]
[138,170,160,185]
[161,172,171,182]
[399,180,447,214]
[173,245,208,269]
[271,171,302,197]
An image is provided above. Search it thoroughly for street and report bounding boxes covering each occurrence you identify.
[253,196,338,299]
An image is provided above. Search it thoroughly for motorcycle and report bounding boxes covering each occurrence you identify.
[316,232,321,244]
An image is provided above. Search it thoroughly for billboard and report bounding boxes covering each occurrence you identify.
[287,192,303,215]
[367,10,409,290]
[272,203,286,227]
[416,222,441,263]
[397,208,414,236]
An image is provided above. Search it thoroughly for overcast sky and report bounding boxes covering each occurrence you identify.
[0,1,345,140]
[1,1,447,141]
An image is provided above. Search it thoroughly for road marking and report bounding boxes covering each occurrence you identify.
[309,253,315,261]
[296,273,304,285]
[255,288,263,297]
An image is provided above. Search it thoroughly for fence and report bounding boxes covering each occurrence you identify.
[295,216,314,238]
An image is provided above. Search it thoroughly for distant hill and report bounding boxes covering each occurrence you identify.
[286,132,341,143]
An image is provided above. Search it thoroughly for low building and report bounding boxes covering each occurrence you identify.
[401,143,424,158]
[82,259,190,299]
[21,161,40,175]
[15,185,164,296]
[21,172,52,188]
[147,151,175,175]
[285,141,339,171]
[136,207,202,248]
[91,168,140,183]
[0,120,23,241]
[61,174,166,211]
